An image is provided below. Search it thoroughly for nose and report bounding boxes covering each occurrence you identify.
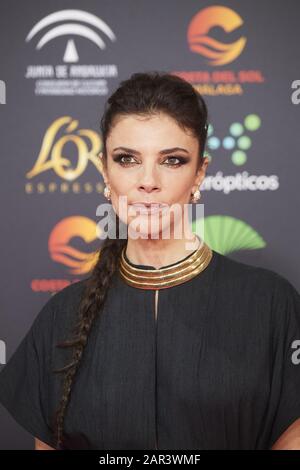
[138,162,160,193]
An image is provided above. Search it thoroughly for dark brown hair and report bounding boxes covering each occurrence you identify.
[52,71,209,449]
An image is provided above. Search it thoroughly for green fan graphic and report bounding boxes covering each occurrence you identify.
[191,215,266,255]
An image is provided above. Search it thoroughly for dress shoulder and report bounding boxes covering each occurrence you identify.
[212,250,298,299]
[213,251,300,447]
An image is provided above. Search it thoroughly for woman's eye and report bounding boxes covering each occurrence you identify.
[164,156,184,167]
[114,154,136,166]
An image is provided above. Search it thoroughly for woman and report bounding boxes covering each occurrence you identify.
[0,72,299,451]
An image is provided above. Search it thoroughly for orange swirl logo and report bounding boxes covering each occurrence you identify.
[187,6,246,66]
[26,116,102,181]
[48,216,101,274]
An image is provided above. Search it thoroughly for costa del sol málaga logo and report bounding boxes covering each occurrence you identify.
[187,5,246,66]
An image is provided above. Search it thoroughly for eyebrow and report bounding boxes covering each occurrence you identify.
[112,146,190,155]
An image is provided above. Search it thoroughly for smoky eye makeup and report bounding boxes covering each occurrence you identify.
[112,153,191,167]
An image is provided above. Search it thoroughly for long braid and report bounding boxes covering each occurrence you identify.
[52,230,126,449]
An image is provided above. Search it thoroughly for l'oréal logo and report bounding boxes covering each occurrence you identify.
[26,116,102,181]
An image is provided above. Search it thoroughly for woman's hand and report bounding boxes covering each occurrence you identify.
[271,418,300,449]
[34,437,55,450]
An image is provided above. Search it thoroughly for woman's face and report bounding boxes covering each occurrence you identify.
[100,112,209,239]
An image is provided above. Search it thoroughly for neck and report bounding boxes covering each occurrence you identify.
[119,237,213,290]
[124,233,201,269]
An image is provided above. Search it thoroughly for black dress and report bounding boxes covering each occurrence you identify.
[0,248,300,450]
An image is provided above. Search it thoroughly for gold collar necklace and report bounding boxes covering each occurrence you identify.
[119,238,213,290]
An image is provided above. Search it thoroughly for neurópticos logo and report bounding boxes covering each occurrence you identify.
[0,80,6,104]
[192,215,266,255]
[25,116,104,195]
[173,5,265,96]
[25,9,117,96]
[187,5,246,66]
[200,113,280,194]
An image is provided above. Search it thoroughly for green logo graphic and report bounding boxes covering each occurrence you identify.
[192,215,266,254]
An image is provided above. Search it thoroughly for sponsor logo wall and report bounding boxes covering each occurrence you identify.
[0,1,299,448]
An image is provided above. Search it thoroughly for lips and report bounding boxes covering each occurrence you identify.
[130,202,168,214]
[131,202,167,207]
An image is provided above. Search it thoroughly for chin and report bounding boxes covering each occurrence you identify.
[128,219,172,240]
